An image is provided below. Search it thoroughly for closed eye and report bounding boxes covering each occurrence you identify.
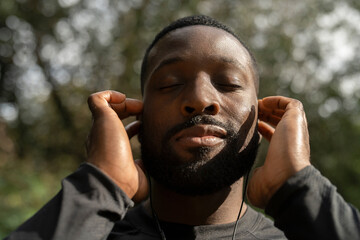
[159,83,183,90]
[215,83,242,91]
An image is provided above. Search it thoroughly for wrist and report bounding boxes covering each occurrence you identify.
[86,158,139,199]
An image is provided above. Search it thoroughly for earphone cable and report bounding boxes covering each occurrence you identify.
[231,170,250,240]
[148,176,167,240]
[149,171,250,240]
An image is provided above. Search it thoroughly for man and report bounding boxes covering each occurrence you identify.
[6,15,360,240]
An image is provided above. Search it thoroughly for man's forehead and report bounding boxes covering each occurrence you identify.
[146,25,251,72]
[150,25,248,55]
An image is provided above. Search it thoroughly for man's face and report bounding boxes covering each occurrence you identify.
[139,26,259,195]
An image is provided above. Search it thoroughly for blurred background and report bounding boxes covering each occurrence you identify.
[0,0,359,237]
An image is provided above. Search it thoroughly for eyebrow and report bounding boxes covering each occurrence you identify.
[152,57,184,75]
[218,56,245,69]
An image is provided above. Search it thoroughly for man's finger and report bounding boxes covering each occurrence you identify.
[258,97,303,127]
[110,98,143,119]
[258,111,282,127]
[260,96,304,113]
[125,121,142,139]
[260,96,291,110]
[258,120,274,142]
[88,90,126,116]
[135,159,146,173]
[88,91,143,119]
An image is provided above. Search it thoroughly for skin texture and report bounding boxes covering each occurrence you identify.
[86,25,311,225]
[248,96,311,208]
[87,92,148,201]
[140,26,259,224]
[139,26,259,198]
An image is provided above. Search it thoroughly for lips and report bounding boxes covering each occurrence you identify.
[173,125,227,147]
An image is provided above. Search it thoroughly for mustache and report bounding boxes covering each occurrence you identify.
[163,115,236,142]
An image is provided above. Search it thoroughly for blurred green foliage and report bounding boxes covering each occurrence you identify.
[1,0,360,237]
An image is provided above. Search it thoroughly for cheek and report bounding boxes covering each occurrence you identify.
[221,96,254,126]
[142,99,177,143]
[143,99,174,124]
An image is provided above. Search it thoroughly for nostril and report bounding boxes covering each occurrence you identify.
[185,106,195,113]
[205,105,215,112]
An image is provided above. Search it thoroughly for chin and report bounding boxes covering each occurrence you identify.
[141,131,260,196]
[170,145,224,165]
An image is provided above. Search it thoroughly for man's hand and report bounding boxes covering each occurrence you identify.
[247,96,311,208]
[87,90,148,202]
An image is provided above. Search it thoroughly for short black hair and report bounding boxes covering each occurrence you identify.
[140,15,259,94]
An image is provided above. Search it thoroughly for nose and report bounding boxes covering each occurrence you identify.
[180,73,220,117]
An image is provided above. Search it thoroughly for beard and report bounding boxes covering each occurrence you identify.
[139,113,259,196]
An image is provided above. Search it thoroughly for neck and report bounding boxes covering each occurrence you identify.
[144,178,247,225]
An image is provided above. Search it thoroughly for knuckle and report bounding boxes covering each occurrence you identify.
[88,92,101,103]
[88,91,108,104]
[87,92,106,112]
[87,94,95,105]
[87,94,96,109]
[290,99,304,111]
